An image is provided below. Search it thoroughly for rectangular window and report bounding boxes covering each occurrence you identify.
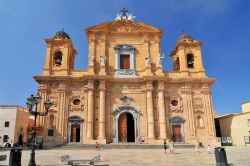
[48,129,54,136]
[120,54,130,69]
[3,135,8,142]
[4,121,9,127]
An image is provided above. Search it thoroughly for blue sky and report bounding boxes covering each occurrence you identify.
[0,0,249,115]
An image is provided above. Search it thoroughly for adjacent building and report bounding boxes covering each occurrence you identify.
[216,101,250,146]
[34,9,218,145]
[0,105,30,147]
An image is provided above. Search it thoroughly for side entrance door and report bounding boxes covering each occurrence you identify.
[172,125,181,142]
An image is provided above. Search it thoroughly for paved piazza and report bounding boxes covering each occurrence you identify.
[1,146,250,165]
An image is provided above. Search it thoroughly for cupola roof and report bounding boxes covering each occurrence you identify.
[178,32,193,41]
[54,30,70,39]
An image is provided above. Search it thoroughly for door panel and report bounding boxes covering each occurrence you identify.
[71,124,80,142]
[120,54,130,69]
[172,125,181,142]
[118,113,127,142]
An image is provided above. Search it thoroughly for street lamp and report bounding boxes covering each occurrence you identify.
[26,93,53,166]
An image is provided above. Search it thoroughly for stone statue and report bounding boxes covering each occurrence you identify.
[127,14,135,22]
[145,55,152,68]
[156,54,164,68]
[89,54,94,66]
[100,55,107,66]
[115,14,122,21]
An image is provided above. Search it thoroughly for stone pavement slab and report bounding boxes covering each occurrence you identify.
[0,146,250,165]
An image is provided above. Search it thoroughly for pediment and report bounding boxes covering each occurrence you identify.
[86,20,163,35]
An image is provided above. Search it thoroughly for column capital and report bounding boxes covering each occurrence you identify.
[179,87,192,94]
[87,80,94,89]
[201,88,211,94]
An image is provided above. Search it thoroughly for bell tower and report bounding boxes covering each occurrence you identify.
[42,30,77,76]
[171,32,205,76]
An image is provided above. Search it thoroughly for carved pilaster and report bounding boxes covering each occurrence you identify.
[98,81,106,140]
[87,80,94,139]
[158,81,166,139]
[201,88,216,138]
[180,87,196,139]
[146,82,155,139]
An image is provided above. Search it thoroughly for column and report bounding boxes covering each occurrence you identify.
[38,91,46,126]
[181,88,195,138]
[202,88,215,137]
[87,80,94,139]
[158,82,166,139]
[57,83,67,136]
[98,81,106,139]
[130,50,135,70]
[146,82,155,139]
[115,50,119,70]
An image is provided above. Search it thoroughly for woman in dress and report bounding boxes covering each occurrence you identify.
[169,140,174,154]
[195,140,200,154]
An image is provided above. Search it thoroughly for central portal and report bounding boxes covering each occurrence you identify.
[118,112,135,142]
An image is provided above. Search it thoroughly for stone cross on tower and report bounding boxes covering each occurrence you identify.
[115,8,135,21]
[121,8,129,18]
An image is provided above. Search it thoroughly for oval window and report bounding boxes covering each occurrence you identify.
[73,99,81,105]
[171,100,178,106]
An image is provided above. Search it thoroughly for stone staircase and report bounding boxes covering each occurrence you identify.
[56,142,195,150]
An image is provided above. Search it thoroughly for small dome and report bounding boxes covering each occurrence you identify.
[54,30,70,39]
[178,32,193,41]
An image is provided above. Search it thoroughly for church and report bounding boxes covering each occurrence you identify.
[34,9,217,146]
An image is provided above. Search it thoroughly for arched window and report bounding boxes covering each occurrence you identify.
[197,115,204,128]
[54,51,62,66]
[186,54,194,68]
[174,57,180,71]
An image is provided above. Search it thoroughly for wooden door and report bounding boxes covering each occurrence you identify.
[71,124,80,142]
[120,54,130,69]
[172,125,181,142]
[118,113,127,142]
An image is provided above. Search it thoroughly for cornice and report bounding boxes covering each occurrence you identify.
[33,75,215,84]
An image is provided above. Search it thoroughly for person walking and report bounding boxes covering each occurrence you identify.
[95,142,100,151]
[163,139,167,153]
[207,144,212,154]
[195,140,200,154]
[169,140,174,154]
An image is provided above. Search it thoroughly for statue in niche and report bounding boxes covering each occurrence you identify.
[89,54,95,66]
[100,55,107,66]
[156,54,164,68]
[145,55,152,68]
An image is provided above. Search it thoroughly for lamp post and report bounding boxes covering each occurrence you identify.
[26,93,53,166]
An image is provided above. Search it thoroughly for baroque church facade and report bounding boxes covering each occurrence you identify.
[35,9,217,145]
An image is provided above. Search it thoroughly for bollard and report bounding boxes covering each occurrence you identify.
[214,147,228,166]
[9,147,22,166]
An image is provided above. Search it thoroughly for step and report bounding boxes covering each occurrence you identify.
[57,143,195,149]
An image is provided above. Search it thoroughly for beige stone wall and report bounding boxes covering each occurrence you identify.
[219,113,250,146]
[15,108,30,143]
[242,101,250,113]
[0,106,29,146]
